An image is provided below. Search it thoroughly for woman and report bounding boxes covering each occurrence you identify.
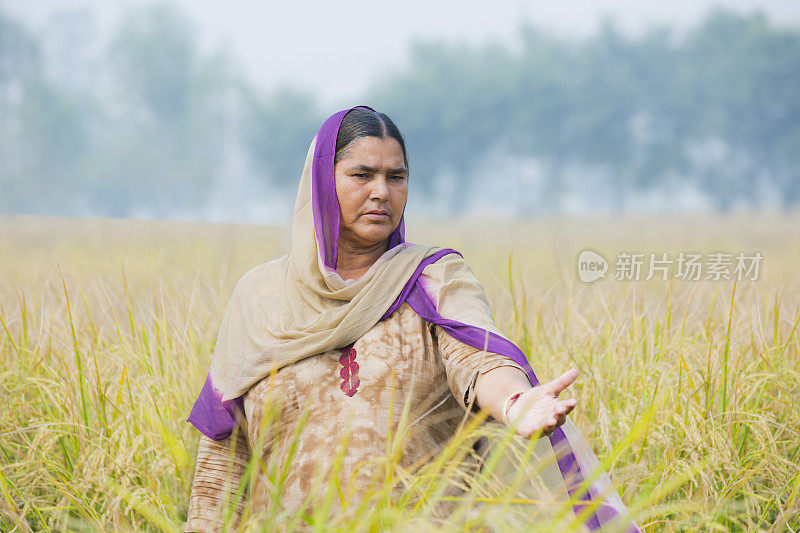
[185,105,639,532]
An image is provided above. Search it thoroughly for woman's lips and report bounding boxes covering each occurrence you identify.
[364,212,390,220]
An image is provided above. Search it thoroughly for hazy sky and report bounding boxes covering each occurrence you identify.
[5,0,800,108]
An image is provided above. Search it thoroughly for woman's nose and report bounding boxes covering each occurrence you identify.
[369,176,390,201]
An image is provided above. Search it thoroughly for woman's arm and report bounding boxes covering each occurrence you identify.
[474,366,579,439]
[185,428,250,533]
[435,325,529,413]
[435,325,578,439]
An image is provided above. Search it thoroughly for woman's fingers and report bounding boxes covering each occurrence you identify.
[542,368,579,396]
[549,398,576,430]
[559,398,577,414]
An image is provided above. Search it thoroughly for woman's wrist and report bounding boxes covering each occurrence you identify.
[501,388,530,426]
[474,365,533,422]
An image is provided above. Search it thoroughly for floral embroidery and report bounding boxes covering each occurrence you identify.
[338,344,360,397]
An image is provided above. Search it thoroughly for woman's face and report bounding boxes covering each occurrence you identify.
[334,135,408,251]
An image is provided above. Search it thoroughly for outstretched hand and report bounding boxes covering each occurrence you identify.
[505,368,579,439]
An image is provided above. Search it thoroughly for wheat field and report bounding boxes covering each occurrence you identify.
[1,213,798,532]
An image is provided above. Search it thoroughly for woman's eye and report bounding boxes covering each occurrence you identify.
[391,175,405,181]
[354,173,368,178]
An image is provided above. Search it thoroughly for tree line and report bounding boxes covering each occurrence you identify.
[1,5,798,218]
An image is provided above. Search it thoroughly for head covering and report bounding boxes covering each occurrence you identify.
[187,105,640,532]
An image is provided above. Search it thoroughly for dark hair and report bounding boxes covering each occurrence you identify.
[334,107,409,170]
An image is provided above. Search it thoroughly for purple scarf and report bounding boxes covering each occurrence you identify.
[188,105,640,532]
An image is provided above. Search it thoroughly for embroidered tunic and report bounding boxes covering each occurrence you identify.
[185,301,526,532]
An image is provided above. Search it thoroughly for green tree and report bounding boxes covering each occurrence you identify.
[0,11,40,212]
[240,86,320,191]
[102,2,225,216]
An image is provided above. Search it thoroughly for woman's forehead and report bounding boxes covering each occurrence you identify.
[338,136,406,169]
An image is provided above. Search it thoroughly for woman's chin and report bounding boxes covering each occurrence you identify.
[353,230,394,248]
[354,222,397,240]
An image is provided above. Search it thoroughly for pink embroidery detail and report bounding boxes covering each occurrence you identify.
[338,345,360,397]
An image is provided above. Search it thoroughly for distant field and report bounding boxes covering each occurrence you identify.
[1,213,799,531]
